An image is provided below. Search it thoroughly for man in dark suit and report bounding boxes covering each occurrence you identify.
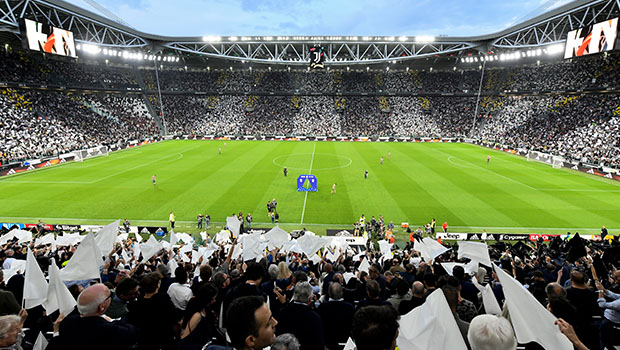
[276,281,324,350]
[226,295,277,350]
[399,281,426,315]
[318,282,355,350]
[47,283,138,350]
[351,305,400,350]
[223,262,267,324]
[356,279,391,310]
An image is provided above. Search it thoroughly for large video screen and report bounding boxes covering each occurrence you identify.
[564,17,618,59]
[19,18,77,58]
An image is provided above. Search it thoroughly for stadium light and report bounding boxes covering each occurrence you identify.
[398,36,408,42]
[82,44,100,55]
[547,43,564,55]
[415,36,435,43]
[203,36,221,42]
[229,36,238,41]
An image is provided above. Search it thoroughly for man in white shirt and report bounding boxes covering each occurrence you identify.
[167,267,192,311]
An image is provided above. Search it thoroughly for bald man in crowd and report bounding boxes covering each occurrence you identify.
[47,283,138,350]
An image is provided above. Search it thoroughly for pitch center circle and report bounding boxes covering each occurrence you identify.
[273,153,353,171]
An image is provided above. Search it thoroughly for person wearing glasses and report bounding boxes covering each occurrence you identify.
[46,283,138,350]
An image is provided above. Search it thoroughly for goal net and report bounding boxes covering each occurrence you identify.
[552,158,565,169]
[527,151,553,165]
[527,151,566,169]
[73,146,109,162]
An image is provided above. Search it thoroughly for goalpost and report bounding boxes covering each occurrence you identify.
[552,158,565,169]
[527,150,565,169]
[73,146,109,162]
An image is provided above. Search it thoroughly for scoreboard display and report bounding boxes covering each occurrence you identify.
[309,45,325,69]
[564,17,618,59]
[19,18,77,58]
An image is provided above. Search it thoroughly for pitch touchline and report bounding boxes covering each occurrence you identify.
[300,142,316,225]
[0,216,611,231]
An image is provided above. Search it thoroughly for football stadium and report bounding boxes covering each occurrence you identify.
[0,0,619,349]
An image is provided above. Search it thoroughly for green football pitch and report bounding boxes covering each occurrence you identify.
[0,140,619,236]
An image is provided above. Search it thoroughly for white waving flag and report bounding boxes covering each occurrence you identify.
[421,237,449,260]
[169,231,178,248]
[43,260,77,315]
[32,332,48,350]
[493,264,572,349]
[264,226,290,250]
[140,235,162,262]
[34,233,55,247]
[59,233,104,281]
[23,248,49,309]
[94,220,120,255]
[397,289,468,350]
[226,216,241,237]
[457,241,492,267]
[471,278,502,315]
[440,262,464,276]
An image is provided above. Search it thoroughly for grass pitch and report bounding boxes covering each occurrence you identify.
[0,140,619,235]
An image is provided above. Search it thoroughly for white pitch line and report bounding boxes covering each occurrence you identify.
[0,216,613,231]
[538,188,620,192]
[91,148,192,183]
[300,142,317,225]
[72,151,144,169]
[435,148,537,190]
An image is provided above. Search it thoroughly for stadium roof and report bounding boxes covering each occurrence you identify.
[1,0,618,65]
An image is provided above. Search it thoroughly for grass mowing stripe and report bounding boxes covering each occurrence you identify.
[425,144,575,228]
[0,140,619,234]
[451,144,619,226]
[396,145,518,227]
[434,147,536,190]
[300,142,316,224]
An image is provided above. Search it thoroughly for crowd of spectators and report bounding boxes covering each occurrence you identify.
[0,89,158,163]
[0,222,617,350]
[0,49,139,89]
[2,46,620,167]
[478,94,620,167]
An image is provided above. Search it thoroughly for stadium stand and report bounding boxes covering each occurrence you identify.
[2,47,620,169]
[2,1,620,349]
